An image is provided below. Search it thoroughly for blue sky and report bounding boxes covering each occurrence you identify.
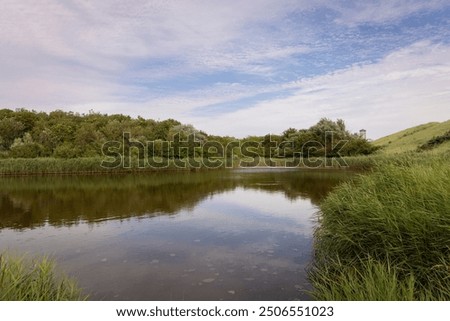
[1,0,449,138]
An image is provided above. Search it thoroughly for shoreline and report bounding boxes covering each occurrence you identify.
[0,155,377,177]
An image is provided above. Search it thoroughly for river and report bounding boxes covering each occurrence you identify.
[0,168,352,300]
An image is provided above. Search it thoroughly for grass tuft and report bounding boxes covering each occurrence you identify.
[0,254,87,301]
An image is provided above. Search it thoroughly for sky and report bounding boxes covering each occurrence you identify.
[1,0,449,139]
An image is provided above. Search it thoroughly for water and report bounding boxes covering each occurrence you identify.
[0,169,352,300]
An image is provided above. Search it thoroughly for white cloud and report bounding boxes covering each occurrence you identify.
[0,0,313,68]
[69,81,288,121]
[0,1,449,140]
[330,0,449,26]
[0,0,316,108]
[184,41,450,138]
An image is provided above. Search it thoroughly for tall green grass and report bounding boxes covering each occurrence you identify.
[0,156,373,176]
[1,152,434,176]
[310,154,450,300]
[0,157,221,176]
[0,157,109,175]
[0,254,86,300]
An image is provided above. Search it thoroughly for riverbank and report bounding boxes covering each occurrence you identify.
[0,157,219,176]
[309,152,450,300]
[0,154,394,176]
[0,253,86,300]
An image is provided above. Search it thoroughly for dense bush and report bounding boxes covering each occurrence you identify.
[417,130,450,151]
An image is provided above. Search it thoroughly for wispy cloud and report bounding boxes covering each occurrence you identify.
[0,1,449,138]
[184,41,450,138]
[330,0,449,26]
[0,0,316,105]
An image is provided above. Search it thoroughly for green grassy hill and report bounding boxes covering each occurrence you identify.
[374,120,450,154]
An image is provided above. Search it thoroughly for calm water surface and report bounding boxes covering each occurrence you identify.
[0,169,352,300]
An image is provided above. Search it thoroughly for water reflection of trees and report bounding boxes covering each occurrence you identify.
[0,169,352,229]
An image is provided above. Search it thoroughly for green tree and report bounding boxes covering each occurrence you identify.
[10,133,43,158]
[0,117,25,150]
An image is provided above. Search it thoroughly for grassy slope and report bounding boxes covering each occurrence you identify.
[374,120,450,154]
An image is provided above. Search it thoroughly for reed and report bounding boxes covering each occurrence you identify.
[0,157,219,176]
[309,256,449,300]
[310,154,450,300]
[0,254,87,301]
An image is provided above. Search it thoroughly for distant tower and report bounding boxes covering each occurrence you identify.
[359,129,367,139]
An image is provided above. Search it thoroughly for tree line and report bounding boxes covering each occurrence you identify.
[0,108,378,159]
